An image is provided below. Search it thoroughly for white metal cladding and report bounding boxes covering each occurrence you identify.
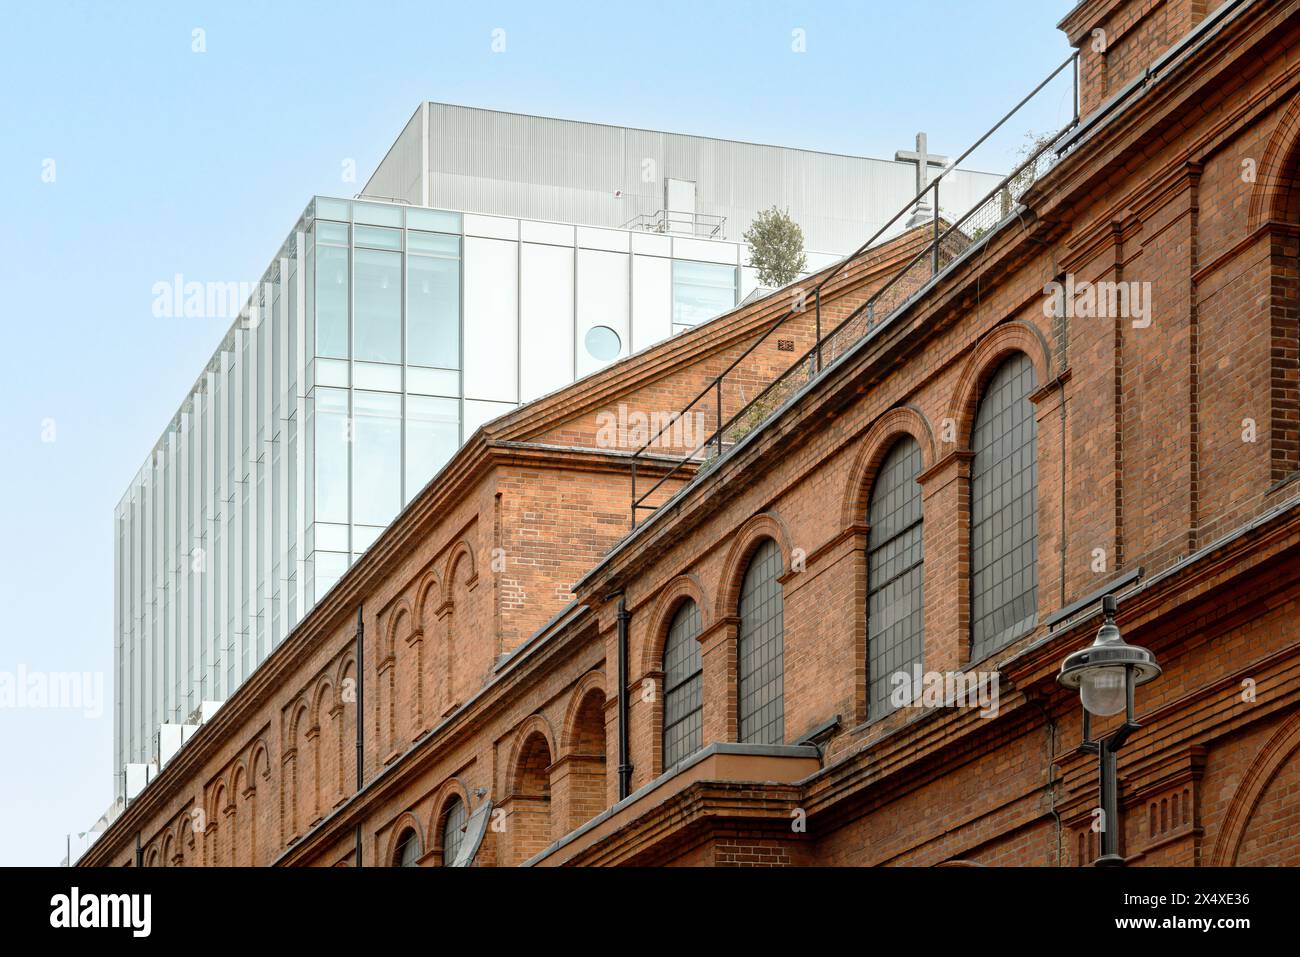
[364,106,424,205]
[363,103,1006,256]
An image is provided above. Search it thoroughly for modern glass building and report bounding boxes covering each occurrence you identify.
[113,106,1005,799]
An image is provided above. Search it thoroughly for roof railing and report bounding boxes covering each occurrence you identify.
[627,51,1082,528]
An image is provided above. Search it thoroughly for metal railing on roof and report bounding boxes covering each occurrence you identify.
[621,209,727,239]
[627,51,1082,528]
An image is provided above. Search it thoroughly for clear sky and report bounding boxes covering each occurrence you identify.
[0,0,1075,866]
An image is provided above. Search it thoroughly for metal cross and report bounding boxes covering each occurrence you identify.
[895,132,949,195]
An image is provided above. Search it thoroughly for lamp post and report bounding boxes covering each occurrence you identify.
[1056,593,1161,867]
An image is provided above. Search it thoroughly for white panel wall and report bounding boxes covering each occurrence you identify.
[463,237,519,403]
[632,254,672,353]
[576,249,629,377]
[520,243,575,402]
[463,398,516,437]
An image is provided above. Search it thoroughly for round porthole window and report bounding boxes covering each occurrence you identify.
[584,325,622,361]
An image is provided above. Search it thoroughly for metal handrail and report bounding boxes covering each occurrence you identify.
[628,51,1081,527]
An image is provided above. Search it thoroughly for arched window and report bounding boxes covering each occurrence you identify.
[662,600,703,770]
[867,436,925,717]
[970,352,1038,659]
[737,538,784,744]
[441,796,467,866]
[394,827,421,867]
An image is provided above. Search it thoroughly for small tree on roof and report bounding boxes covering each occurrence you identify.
[744,206,807,288]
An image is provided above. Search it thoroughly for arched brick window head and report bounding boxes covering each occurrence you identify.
[394,827,421,867]
[867,437,925,718]
[662,600,703,769]
[970,353,1038,659]
[738,539,784,744]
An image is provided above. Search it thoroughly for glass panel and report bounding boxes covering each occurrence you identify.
[407,208,461,233]
[315,244,348,359]
[314,357,349,388]
[408,231,459,256]
[314,550,348,603]
[408,249,460,369]
[317,221,349,245]
[354,225,402,250]
[867,437,925,719]
[354,247,401,363]
[407,367,459,397]
[405,396,459,503]
[314,197,351,222]
[313,388,348,525]
[352,391,401,527]
[662,600,702,770]
[353,202,403,227]
[354,361,401,392]
[672,260,736,326]
[970,353,1038,659]
[737,538,784,744]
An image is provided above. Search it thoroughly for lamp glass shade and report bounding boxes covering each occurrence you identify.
[1079,667,1127,716]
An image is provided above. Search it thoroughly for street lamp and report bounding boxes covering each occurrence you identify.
[1056,593,1161,866]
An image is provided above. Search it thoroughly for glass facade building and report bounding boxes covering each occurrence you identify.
[112,194,826,790]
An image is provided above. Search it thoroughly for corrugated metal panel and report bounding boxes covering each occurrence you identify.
[363,107,423,204]
[419,103,1004,255]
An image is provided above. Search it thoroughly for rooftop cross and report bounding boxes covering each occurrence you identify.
[895,132,949,228]
[895,132,949,194]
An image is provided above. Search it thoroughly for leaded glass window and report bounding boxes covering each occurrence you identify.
[970,353,1038,659]
[867,437,924,717]
[394,827,421,867]
[662,600,703,770]
[738,539,784,744]
[441,796,467,866]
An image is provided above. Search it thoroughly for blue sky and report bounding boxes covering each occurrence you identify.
[0,0,1074,866]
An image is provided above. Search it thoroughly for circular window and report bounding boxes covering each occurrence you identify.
[584,325,622,361]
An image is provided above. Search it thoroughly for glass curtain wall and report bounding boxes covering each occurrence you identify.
[113,197,464,787]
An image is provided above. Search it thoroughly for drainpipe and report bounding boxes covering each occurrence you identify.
[354,605,364,867]
[615,594,633,800]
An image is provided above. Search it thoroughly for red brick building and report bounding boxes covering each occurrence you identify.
[84,0,1300,868]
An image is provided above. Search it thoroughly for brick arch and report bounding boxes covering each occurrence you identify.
[1210,709,1300,866]
[508,714,558,793]
[429,777,473,863]
[288,698,312,741]
[249,739,272,784]
[385,810,425,866]
[174,817,191,865]
[560,671,608,756]
[507,720,556,864]
[642,574,710,674]
[413,567,442,628]
[312,676,336,715]
[713,511,793,622]
[382,599,416,659]
[207,776,231,823]
[334,654,357,696]
[1248,91,1300,231]
[945,321,1053,450]
[840,404,937,527]
[442,539,477,606]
